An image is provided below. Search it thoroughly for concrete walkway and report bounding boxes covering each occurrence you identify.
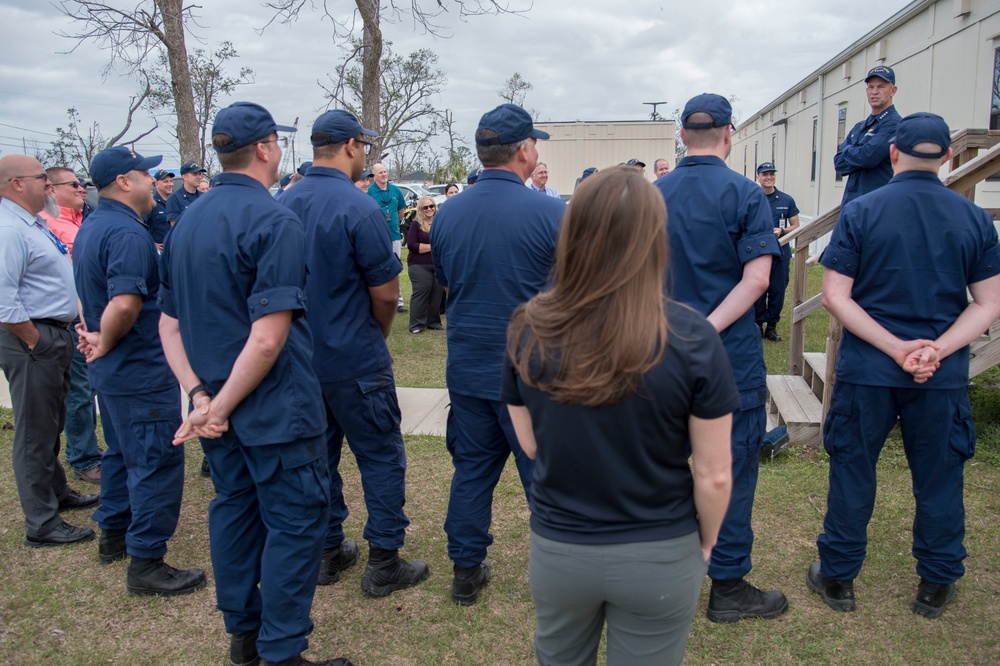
[0,377,449,437]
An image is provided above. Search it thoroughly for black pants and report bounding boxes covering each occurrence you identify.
[408,263,443,330]
[0,323,73,537]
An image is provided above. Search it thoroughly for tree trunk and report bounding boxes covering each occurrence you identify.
[357,0,383,165]
[156,0,199,164]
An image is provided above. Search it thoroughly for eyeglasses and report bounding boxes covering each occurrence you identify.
[9,173,47,183]
[420,204,436,211]
[51,180,84,189]
[355,138,373,155]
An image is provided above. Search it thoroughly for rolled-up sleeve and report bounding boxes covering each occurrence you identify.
[0,228,28,323]
[246,213,309,322]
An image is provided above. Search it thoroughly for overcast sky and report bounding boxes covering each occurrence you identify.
[0,0,913,172]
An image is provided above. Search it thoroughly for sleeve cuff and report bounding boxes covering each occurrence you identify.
[363,253,403,287]
[246,285,306,322]
[737,230,782,264]
[107,275,148,298]
[819,244,861,278]
[156,286,177,318]
[971,243,1000,284]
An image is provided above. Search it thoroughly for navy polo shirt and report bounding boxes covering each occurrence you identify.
[822,170,1000,389]
[158,172,326,446]
[833,105,901,205]
[72,198,175,396]
[765,188,799,258]
[656,154,780,393]
[431,168,564,400]
[282,166,401,383]
[164,187,200,224]
[145,190,171,244]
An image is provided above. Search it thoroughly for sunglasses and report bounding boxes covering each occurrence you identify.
[420,204,437,211]
[51,180,85,189]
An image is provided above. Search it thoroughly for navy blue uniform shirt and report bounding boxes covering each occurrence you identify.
[146,189,171,244]
[833,105,901,205]
[72,198,175,396]
[656,155,780,392]
[164,187,200,224]
[431,168,564,400]
[282,166,402,383]
[765,188,799,259]
[821,170,1000,389]
[158,172,326,446]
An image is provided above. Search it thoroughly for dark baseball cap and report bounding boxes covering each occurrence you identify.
[626,158,646,168]
[212,102,296,153]
[89,146,162,189]
[297,161,312,176]
[180,162,207,175]
[154,169,175,181]
[757,162,777,174]
[865,65,895,85]
[475,104,549,146]
[681,93,733,129]
[279,173,293,187]
[466,167,481,185]
[311,109,377,146]
[891,112,950,159]
[580,167,598,181]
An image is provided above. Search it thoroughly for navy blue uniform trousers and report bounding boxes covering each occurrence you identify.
[203,433,330,663]
[444,391,534,568]
[818,382,974,583]
[93,386,184,558]
[755,247,791,326]
[321,368,410,551]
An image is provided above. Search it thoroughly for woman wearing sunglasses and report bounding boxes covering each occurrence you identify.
[406,196,444,334]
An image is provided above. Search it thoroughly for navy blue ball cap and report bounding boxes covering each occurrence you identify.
[865,65,895,85]
[681,93,733,129]
[475,104,549,146]
[466,167,481,185]
[891,112,950,159]
[89,146,162,189]
[78,177,94,188]
[180,162,207,175]
[279,173,293,187]
[212,102,296,153]
[297,161,312,176]
[361,170,373,179]
[311,109,377,146]
[757,162,777,174]
[580,167,598,180]
[154,169,175,181]
[626,158,645,167]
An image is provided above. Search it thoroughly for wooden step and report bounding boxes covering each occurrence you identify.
[766,374,823,449]
[802,352,829,399]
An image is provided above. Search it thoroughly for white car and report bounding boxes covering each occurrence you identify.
[394,182,446,207]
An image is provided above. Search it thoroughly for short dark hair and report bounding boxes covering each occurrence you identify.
[475,129,525,167]
[213,134,256,170]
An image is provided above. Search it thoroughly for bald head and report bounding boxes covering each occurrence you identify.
[0,155,49,213]
[890,143,953,175]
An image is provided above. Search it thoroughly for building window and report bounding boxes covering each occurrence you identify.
[835,107,847,182]
[771,134,777,162]
[811,118,818,183]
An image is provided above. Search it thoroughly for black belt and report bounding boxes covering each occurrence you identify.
[32,318,72,329]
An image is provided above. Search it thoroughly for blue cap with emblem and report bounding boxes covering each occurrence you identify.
[865,65,895,85]
[311,109,377,146]
[757,162,777,174]
[90,146,162,189]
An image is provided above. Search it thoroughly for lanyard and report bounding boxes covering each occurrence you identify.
[35,220,68,255]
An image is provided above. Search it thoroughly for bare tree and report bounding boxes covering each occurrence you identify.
[148,41,255,168]
[56,0,201,163]
[322,41,445,168]
[263,1,532,143]
[43,85,157,174]
[498,72,532,106]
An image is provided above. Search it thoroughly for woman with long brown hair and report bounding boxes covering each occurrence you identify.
[406,196,444,333]
[502,168,736,666]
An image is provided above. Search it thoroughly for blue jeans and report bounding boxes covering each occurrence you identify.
[818,382,972,583]
[63,326,102,472]
[708,388,767,581]
[320,369,410,551]
[444,391,534,568]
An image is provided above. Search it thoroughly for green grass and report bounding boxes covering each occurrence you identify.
[3,260,1000,664]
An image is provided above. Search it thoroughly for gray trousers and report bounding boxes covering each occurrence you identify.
[407,263,443,330]
[0,323,74,537]
[530,530,706,666]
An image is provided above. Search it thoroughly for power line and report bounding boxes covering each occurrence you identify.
[0,121,58,137]
[0,89,131,109]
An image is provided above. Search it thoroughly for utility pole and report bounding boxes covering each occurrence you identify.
[643,101,669,122]
[290,116,299,166]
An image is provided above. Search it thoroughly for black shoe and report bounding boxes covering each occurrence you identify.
[24,521,95,548]
[761,426,790,460]
[98,528,128,564]
[201,456,212,478]
[317,540,359,585]
[764,324,782,342]
[360,547,430,597]
[912,579,956,619]
[397,305,407,313]
[707,578,788,623]
[58,488,100,510]
[409,326,424,334]
[127,556,207,596]
[427,324,444,331]
[806,562,855,612]
[230,628,260,666]
[451,561,491,606]
[262,656,355,666]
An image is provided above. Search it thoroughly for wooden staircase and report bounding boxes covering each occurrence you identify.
[765,129,1000,449]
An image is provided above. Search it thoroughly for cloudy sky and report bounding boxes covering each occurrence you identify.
[0,0,912,172]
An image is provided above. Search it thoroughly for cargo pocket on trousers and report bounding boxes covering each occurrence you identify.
[948,399,976,466]
[822,383,855,458]
[358,374,402,434]
[130,403,184,468]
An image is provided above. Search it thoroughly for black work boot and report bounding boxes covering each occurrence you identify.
[360,546,429,597]
[230,628,260,666]
[707,578,788,623]
[451,561,492,606]
[806,562,855,612]
[764,323,782,342]
[98,528,127,564]
[262,656,354,666]
[126,556,207,596]
[201,456,212,478]
[317,540,359,585]
[912,579,956,619]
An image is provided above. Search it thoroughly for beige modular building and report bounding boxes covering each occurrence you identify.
[532,120,676,196]
[729,0,1000,220]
